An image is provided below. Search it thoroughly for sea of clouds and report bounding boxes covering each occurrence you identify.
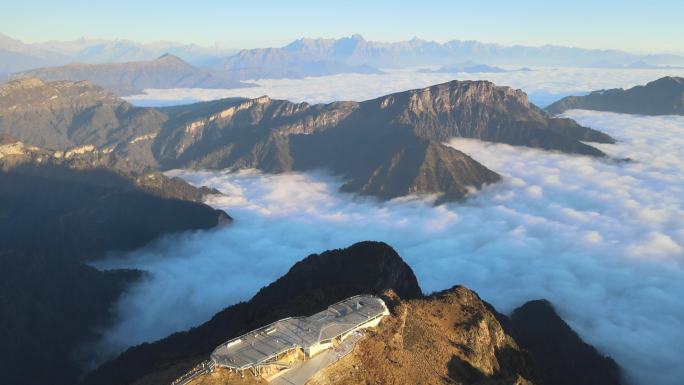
[93,110,684,385]
[124,66,684,107]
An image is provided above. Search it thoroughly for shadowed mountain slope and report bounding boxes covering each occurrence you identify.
[0,163,229,261]
[0,251,139,385]
[0,157,231,385]
[509,300,622,385]
[1,78,616,201]
[547,76,684,115]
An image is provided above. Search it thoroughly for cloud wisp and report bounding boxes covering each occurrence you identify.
[125,66,684,108]
[93,110,684,385]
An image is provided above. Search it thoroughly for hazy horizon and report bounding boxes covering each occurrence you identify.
[2,0,683,54]
[3,31,684,57]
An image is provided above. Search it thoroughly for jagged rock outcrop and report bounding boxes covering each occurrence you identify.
[547,76,684,115]
[11,54,253,96]
[1,78,616,202]
[350,80,614,151]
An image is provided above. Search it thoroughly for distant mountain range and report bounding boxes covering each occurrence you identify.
[419,61,532,74]
[3,32,684,83]
[547,76,684,115]
[0,33,69,77]
[0,77,614,202]
[220,54,382,80]
[0,32,235,73]
[10,54,253,95]
[221,34,684,72]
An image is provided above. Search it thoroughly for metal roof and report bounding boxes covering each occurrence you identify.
[210,295,387,369]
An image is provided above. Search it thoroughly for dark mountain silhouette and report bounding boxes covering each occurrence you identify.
[547,76,684,115]
[0,250,139,385]
[509,300,622,385]
[0,160,230,385]
[0,164,229,261]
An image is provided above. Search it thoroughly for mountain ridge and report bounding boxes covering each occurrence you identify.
[547,76,684,115]
[3,32,684,80]
[222,34,684,70]
[11,54,253,96]
[0,78,615,202]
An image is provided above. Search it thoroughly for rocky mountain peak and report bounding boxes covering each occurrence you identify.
[408,80,531,112]
[154,53,191,66]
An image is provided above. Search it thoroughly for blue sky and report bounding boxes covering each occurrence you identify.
[3,0,683,53]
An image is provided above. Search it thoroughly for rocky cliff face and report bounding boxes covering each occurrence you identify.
[0,135,220,202]
[0,78,616,202]
[152,80,614,200]
[359,80,614,152]
[0,78,166,156]
[11,54,252,96]
[547,76,684,115]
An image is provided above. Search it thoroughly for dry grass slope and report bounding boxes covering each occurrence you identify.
[186,287,535,385]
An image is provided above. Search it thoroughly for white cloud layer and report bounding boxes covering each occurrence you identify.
[124,67,684,108]
[92,110,684,385]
